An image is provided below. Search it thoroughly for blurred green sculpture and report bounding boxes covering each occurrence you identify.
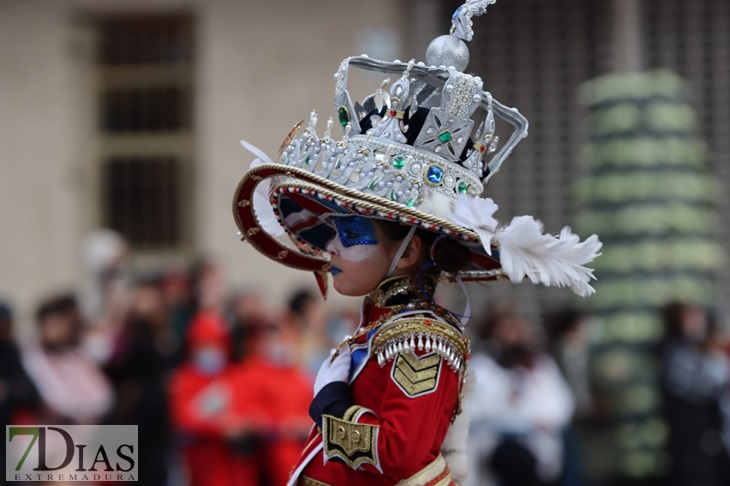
[576,70,725,482]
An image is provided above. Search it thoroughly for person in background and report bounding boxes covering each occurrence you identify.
[327,306,360,344]
[544,308,593,419]
[287,288,331,376]
[0,300,40,481]
[21,293,113,424]
[543,308,594,486]
[78,229,131,324]
[105,278,175,485]
[190,256,227,314]
[659,302,730,486]
[468,307,575,486]
[232,311,313,486]
[228,287,269,362]
[160,266,196,364]
[78,229,132,365]
[169,310,261,485]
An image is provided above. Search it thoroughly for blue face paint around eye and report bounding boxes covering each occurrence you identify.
[334,216,379,248]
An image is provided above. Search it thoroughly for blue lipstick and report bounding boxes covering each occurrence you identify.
[331,265,342,275]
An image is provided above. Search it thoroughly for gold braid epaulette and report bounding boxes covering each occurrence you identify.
[371,315,470,374]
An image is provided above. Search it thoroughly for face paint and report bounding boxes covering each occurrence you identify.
[334,216,378,247]
[328,216,382,263]
[325,218,394,296]
[328,237,381,263]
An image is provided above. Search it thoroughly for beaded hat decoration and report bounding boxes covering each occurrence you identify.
[233,0,602,297]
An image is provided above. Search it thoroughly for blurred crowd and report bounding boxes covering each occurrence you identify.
[466,303,730,486]
[1,231,357,486]
[2,230,730,486]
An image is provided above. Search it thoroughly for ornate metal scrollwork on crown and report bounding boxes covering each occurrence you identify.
[276,0,528,213]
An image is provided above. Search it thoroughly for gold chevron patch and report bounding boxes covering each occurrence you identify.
[391,351,442,397]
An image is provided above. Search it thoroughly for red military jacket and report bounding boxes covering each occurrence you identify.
[288,276,469,486]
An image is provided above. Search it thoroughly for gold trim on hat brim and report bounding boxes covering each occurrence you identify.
[232,163,504,282]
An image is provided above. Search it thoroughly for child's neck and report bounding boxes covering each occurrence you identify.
[370,274,436,308]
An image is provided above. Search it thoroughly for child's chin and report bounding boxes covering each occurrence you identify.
[332,278,372,297]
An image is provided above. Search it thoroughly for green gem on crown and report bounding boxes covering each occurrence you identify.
[392,156,406,169]
[338,106,350,127]
[458,181,470,194]
[437,130,453,144]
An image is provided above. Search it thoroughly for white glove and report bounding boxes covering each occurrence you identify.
[313,345,351,396]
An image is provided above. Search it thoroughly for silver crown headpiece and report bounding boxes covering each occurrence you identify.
[278,0,528,211]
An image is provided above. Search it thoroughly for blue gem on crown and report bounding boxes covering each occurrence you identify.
[426,165,445,185]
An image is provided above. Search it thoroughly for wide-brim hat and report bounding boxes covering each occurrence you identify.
[232,3,601,297]
[233,160,503,281]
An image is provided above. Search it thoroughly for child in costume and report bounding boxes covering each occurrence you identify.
[232,1,601,485]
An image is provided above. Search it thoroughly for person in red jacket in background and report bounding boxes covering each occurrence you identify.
[169,310,264,485]
[232,311,313,486]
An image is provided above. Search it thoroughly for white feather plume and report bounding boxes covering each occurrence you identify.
[448,195,499,255]
[494,216,602,297]
[240,140,285,238]
[240,139,273,164]
[419,191,455,220]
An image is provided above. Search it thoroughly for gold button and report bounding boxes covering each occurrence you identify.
[337,426,346,439]
[351,430,361,443]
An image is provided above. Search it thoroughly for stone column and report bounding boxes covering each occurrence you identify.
[612,0,643,71]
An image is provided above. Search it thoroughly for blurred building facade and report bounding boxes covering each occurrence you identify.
[443,0,730,322]
[1,0,729,327]
[447,0,730,483]
[0,0,406,323]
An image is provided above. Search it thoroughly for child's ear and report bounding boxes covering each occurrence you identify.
[396,233,423,270]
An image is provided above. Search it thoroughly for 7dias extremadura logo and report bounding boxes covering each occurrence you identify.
[6,425,138,482]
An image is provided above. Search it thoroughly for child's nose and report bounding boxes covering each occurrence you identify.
[325,236,339,255]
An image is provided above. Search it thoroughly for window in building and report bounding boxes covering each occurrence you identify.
[95,14,194,252]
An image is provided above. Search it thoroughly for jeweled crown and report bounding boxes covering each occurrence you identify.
[277,0,528,212]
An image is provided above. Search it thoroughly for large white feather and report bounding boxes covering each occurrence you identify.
[240,139,286,239]
[448,195,499,255]
[247,158,285,238]
[494,216,602,296]
[240,139,273,164]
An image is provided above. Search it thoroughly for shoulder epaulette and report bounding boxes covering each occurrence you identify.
[371,314,469,373]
